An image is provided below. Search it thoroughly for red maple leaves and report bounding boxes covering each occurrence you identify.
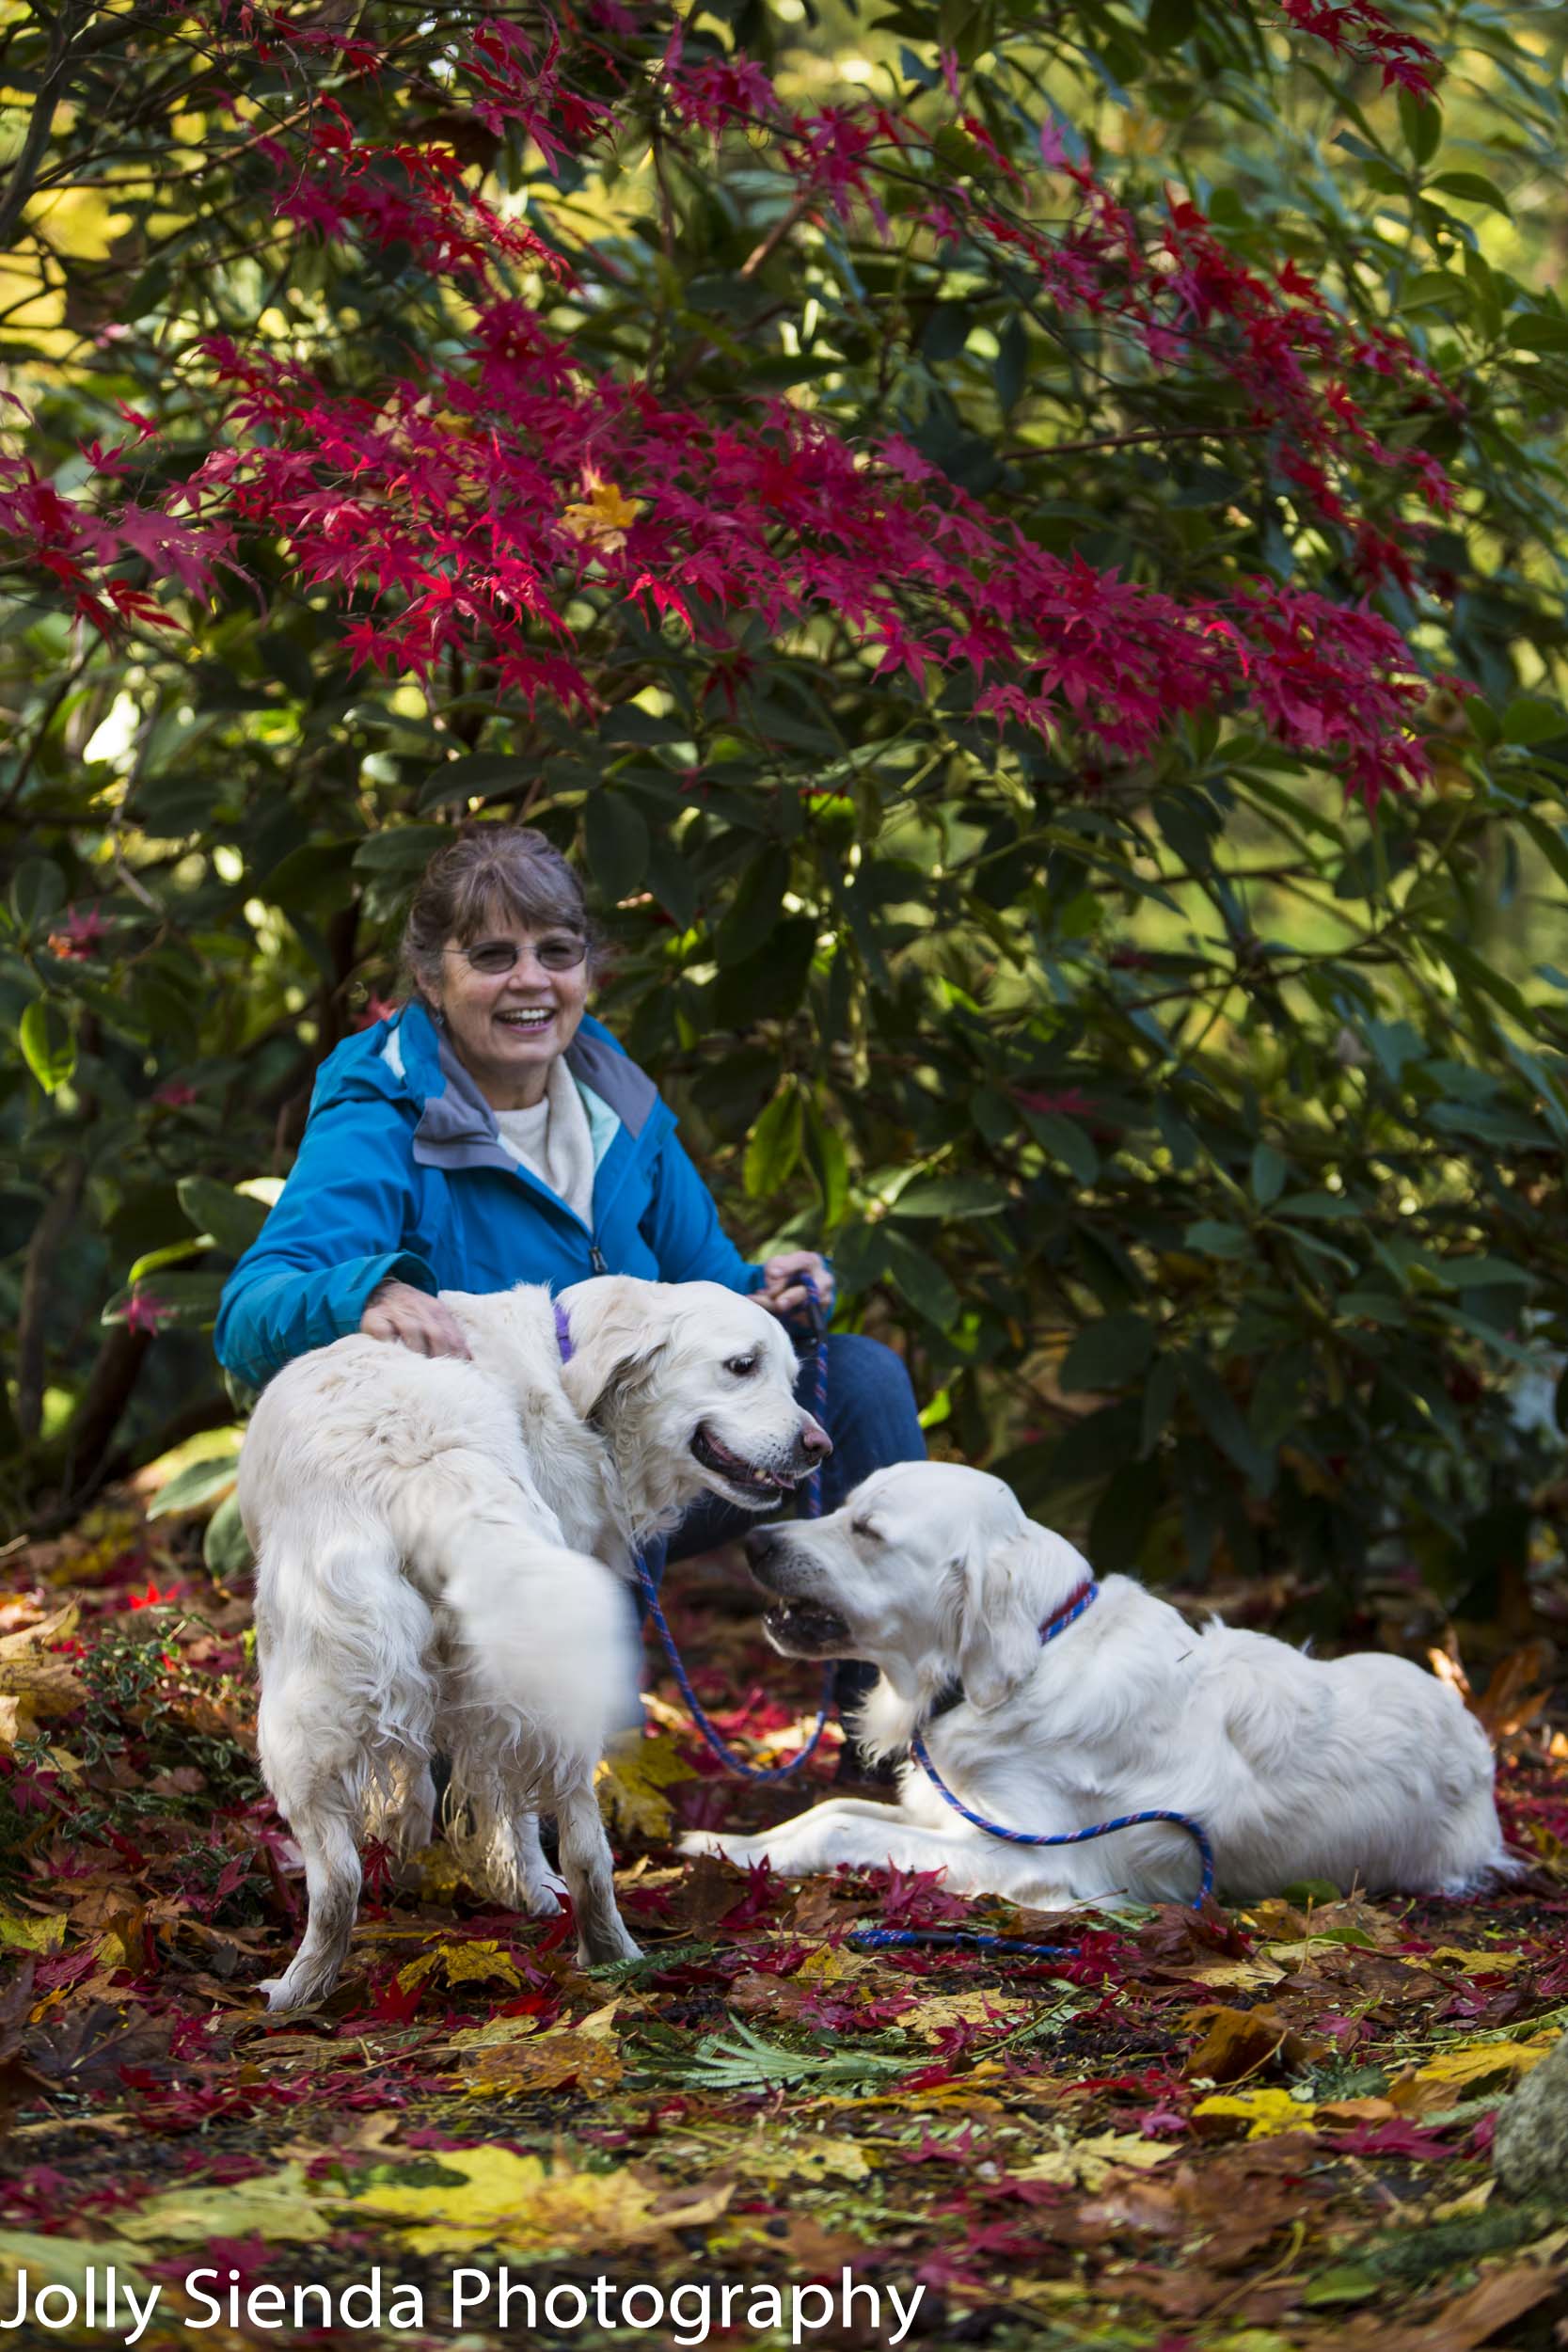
[0,1,1460,806]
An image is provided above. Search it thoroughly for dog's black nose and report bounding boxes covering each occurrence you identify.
[745,1526,782,1569]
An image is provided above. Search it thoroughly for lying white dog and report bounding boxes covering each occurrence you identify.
[240,1276,827,2009]
[683,1462,1513,1908]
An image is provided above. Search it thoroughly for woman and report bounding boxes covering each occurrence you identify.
[214,822,925,1748]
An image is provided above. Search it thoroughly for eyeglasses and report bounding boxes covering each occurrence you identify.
[448,934,589,976]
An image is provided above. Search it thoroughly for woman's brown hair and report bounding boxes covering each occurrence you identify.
[398,821,594,998]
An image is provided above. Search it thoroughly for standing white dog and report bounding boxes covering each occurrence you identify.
[683,1462,1513,1908]
[240,1276,828,2010]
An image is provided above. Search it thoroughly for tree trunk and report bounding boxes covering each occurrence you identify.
[15,1154,87,1442]
[56,1325,154,1503]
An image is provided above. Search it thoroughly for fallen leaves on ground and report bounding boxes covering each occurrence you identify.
[0,1487,1566,2349]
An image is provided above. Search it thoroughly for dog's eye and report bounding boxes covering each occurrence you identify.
[724,1355,758,1378]
[851,1518,880,1543]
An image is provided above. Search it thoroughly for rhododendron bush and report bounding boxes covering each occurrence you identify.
[4,0,1568,1617]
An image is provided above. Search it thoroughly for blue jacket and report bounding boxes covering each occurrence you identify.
[213,1000,762,1389]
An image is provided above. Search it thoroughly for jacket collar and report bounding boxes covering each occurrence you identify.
[387,1001,660,1174]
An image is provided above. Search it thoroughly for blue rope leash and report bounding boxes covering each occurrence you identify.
[910,1729,1215,1909]
[633,1276,835,1782]
[844,1729,1215,1959]
[847,1926,1080,1961]
[562,1278,1224,1954]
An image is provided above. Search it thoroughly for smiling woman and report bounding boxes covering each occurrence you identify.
[211,821,927,1753]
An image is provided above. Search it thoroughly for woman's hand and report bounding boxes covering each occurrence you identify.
[756,1251,834,1324]
[360,1279,472,1359]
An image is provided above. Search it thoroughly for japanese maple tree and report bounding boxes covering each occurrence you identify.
[4,0,1568,1627]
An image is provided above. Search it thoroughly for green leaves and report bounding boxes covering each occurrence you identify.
[1500,697,1564,746]
[420,753,536,811]
[146,1444,242,1520]
[102,1271,229,1330]
[176,1177,270,1261]
[1059,1313,1155,1393]
[889,1177,1012,1220]
[1183,1219,1251,1260]
[709,919,816,1028]
[19,999,74,1093]
[582,791,651,902]
[352,826,450,875]
[1428,171,1511,217]
[7,0,1568,1632]
[9,859,67,932]
[1250,1142,1287,1209]
[1506,314,1568,357]
[744,1085,803,1197]
[1397,87,1441,169]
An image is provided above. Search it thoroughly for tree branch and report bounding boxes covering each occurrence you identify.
[0,0,87,253]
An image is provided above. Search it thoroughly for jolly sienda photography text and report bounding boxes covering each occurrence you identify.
[1,2264,927,2346]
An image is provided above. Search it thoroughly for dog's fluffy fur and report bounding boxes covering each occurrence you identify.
[682,1462,1513,1908]
[241,1276,825,2010]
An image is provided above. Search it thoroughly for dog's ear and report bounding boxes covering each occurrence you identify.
[558,1279,671,1424]
[947,1528,1048,1714]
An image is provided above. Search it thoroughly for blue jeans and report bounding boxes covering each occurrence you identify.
[648,1334,927,1718]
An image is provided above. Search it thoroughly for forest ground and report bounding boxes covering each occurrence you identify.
[0,1482,1564,2352]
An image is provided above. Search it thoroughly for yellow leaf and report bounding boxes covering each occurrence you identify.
[899,1989,1025,2044]
[443,1940,523,1991]
[794,1945,871,1988]
[1181,1956,1286,1992]
[445,2015,544,2053]
[119,2164,330,2247]
[1431,2179,1497,2222]
[1417,2036,1557,2084]
[0,1606,84,1743]
[0,2233,148,2298]
[561,478,644,553]
[1424,1947,1527,1973]
[1015,2133,1179,2189]
[1391,2034,1558,2116]
[1193,2089,1319,2138]
[396,1939,524,1995]
[596,1731,696,1840]
[747,2136,876,2185]
[407,1844,473,1903]
[451,2001,621,2091]
[0,1908,67,1955]
[0,1603,78,1656]
[463,2029,624,2097]
[339,2149,731,2256]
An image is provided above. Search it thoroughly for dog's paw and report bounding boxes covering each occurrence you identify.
[677,1829,753,1867]
[259,1947,346,2012]
[578,1920,641,1970]
[523,1870,568,1919]
[259,1970,325,2015]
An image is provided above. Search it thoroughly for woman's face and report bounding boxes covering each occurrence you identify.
[429,909,591,1109]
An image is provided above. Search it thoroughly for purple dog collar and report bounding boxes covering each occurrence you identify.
[553,1299,575,1363]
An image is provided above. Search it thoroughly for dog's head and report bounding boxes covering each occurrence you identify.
[745,1461,1093,1713]
[556,1276,830,1518]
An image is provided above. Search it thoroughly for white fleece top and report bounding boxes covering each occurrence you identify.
[493,1056,596,1225]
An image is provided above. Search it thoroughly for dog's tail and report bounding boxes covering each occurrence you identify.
[438,1506,642,1794]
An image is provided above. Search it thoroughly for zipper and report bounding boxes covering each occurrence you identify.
[590,1243,607,1272]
